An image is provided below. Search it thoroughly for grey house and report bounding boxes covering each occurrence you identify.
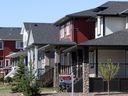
[80,1,128,92]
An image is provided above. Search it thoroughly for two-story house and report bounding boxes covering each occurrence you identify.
[0,27,22,78]
[80,1,128,92]
[55,9,96,79]
[21,22,75,86]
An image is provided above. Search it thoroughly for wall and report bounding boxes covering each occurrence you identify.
[60,18,95,43]
[73,18,95,43]
[105,17,126,35]
[95,16,126,38]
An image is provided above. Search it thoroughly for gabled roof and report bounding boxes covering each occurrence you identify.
[26,23,76,46]
[97,1,128,16]
[0,27,22,40]
[55,8,97,25]
[79,29,128,46]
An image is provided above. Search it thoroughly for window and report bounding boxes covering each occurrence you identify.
[66,22,71,35]
[5,59,10,66]
[0,41,3,50]
[0,60,2,67]
[60,25,64,38]
[16,41,23,49]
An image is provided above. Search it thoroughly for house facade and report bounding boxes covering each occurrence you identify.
[0,27,22,77]
[55,9,96,79]
[80,1,128,92]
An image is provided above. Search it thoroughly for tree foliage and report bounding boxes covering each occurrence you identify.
[99,59,119,81]
[99,59,119,96]
[11,55,26,92]
[11,56,40,96]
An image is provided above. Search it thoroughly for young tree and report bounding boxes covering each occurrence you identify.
[23,60,40,96]
[12,56,40,96]
[99,59,119,96]
[11,55,26,92]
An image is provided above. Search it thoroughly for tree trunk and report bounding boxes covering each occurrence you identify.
[108,80,110,96]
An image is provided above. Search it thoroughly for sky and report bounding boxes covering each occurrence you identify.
[0,0,127,27]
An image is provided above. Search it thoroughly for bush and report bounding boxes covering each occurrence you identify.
[5,77,12,84]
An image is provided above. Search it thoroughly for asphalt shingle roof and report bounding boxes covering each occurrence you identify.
[79,29,128,46]
[26,23,76,45]
[0,27,22,40]
[97,1,128,15]
[55,8,97,25]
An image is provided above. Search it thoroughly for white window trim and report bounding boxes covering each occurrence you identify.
[60,25,64,38]
[0,41,3,50]
[66,22,71,36]
[97,16,102,36]
[16,41,23,49]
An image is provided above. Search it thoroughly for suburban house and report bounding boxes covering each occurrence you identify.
[3,0,128,93]
[0,27,22,78]
[55,8,96,81]
[80,1,128,92]
[21,22,76,86]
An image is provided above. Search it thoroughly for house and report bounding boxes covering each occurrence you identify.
[0,27,22,78]
[22,22,75,86]
[55,8,96,80]
[80,1,128,92]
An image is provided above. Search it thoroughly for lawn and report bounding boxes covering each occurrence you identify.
[0,85,12,93]
[0,84,55,94]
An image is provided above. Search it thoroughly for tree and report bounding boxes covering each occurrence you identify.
[23,60,40,96]
[99,59,119,96]
[11,55,26,92]
[12,56,40,96]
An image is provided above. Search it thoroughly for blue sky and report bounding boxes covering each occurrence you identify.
[0,0,126,27]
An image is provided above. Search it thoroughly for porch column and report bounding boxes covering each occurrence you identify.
[67,52,72,75]
[76,49,79,78]
[83,63,89,96]
[27,50,30,68]
[34,46,38,77]
[54,49,60,88]
[83,48,89,96]
[96,49,98,77]
[30,48,34,63]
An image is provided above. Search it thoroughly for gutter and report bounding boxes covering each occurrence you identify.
[63,45,77,53]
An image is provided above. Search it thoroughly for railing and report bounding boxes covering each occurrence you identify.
[59,63,128,78]
[39,68,54,87]
[59,64,83,78]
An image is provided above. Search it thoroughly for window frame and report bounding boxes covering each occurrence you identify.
[0,41,4,50]
[0,60,3,67]
[60,25,64,38]
[16,41,23,49]
[66,22,71,36]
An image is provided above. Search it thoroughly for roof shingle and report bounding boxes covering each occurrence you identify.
[79,29,128,46]
[0,27,22,40]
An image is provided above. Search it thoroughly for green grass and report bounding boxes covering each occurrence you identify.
[40,87,55,92]
[0,85,12,93]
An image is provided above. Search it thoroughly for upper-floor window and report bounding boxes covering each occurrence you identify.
[0,41,3,50]
[60,25,64,38]
[66,22,71,36]
[16,41,23,49]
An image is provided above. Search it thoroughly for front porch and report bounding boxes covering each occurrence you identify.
[88,47,128,92]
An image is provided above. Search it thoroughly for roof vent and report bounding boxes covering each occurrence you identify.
[34,24,38,27]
